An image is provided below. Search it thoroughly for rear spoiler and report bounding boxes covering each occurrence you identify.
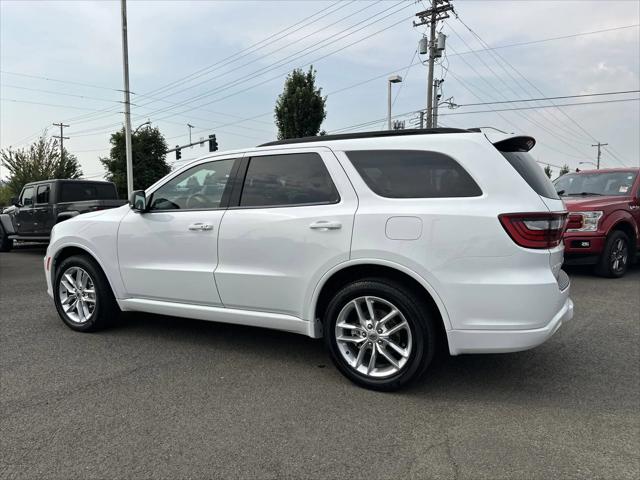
[492,136,536,153]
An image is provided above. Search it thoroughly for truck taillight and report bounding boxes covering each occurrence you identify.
[566,214,583,230]
[499,212,568,249]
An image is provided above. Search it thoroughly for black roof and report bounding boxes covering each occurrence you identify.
[24,178,113,186]
[258,128,471,147]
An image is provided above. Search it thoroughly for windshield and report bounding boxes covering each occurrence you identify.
[554,171,637,197]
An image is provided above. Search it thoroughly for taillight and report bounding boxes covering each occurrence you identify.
[566,214,583,230]
[499,212,568,249]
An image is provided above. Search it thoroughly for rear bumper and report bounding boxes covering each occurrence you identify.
[447,297,573,355]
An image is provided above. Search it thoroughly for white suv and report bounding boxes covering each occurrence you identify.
[45,129,573,390]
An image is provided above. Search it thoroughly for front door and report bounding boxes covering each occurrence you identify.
[15,186,36,235]
[118,156,238,306]
[215,148,358,318]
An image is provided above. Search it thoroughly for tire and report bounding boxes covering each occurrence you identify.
[595,231,631,278]
[53,254,120,332]
[0,224,13,252]
[323,278,437,391]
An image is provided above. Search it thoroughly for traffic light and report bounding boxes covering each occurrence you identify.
[208,134,218,152]
[175,145,181,160]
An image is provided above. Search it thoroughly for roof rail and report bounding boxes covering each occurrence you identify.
[258,128,471,147]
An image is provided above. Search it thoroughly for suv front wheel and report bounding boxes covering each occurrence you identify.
[323,278,437,391]
[54,255,120,331]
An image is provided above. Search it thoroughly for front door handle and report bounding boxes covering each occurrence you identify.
[309,220,342,231]
[188,222,213,231]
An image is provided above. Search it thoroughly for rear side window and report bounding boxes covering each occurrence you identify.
[345,150,482,198]
[240,153,339,207]
[499,151,559,200]
[60,183,118,202]
[36,184,50,204]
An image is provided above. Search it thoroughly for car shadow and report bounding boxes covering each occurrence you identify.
[114,310,591,405]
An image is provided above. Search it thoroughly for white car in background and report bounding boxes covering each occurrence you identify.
[44,129,573,390]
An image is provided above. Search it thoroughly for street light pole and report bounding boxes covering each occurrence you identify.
[387,75,402,131]
[120,0,134,199]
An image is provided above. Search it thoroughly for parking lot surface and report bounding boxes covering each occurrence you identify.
[1,245,638,479]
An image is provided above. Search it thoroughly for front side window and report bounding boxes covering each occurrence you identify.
[150,159,235,210]
[345,150,482,198]
[240,153,339,207]
[554,171,638,197]
[21,187,34,207]
[36,184,50,204]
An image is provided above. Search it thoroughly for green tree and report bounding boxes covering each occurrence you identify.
[559,164,570,176]
[100,125,170,197]
[0,183,13,207]
[544,165,552,178]
[0,133,82,196]
[275,66,326,139]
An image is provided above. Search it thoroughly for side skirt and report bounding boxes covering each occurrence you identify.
[118,298,318,338]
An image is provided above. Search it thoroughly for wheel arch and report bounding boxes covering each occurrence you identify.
[310,260,452,347]
[609,220,637,254]
[51,244,119,299]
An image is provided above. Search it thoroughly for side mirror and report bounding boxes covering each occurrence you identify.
[129,190,148,212]
[10,197,19,207]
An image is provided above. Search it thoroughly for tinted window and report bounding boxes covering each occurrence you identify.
[36,184,50,204]
[150,159,235,210]
[499,151,559,199]
[554,171,638,197]
[21,187,34,207]
[60,183,118,202]
[345,150,482,198]
[240,153,339,207]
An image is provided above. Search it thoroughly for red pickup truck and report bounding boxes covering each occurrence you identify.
[554,168,640,277]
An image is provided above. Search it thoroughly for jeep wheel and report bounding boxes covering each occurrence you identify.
[323,278,436,391]
[0,224,13,252]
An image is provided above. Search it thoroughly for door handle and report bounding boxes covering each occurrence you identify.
[309,220,342,231]
[188,222,213,231]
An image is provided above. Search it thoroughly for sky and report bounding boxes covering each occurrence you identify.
[1,0,639,181]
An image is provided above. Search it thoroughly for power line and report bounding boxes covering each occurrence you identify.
[453,90,640,107]
[1,84,122,104]
[0,70,121,92]
[135,1,414,123]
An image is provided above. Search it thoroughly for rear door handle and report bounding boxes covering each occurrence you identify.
[309,220,342,231]
[188,222,213,231]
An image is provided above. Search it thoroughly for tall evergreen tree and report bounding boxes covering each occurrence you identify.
[559,164,570,176]
[544,165,552,178]
[275,66,326,139]
[100,125,170,197]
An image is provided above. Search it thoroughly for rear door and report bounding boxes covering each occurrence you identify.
[33,183,53,235]
[214,148,358,318]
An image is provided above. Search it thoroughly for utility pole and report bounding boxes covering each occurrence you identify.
[120,0,134,198]
[52,123,69,161]
[591,142,608,169]
[415,0,453,128]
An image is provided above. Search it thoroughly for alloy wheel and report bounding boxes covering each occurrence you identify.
[610,238,628,273]
[335,296,413,378]
[58,266,97,323]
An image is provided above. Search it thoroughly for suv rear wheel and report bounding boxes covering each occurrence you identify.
[54,255,120,331]
[323,278,436,391]
[596,231,631,278]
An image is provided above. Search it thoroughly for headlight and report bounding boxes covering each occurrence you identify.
[566,211,603,232]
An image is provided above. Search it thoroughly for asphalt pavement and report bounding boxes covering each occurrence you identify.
[1,245,638,479]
